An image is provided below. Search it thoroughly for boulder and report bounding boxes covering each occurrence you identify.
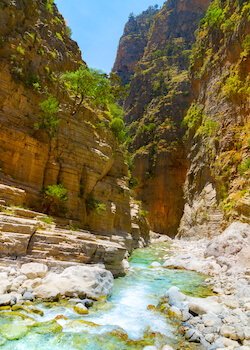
[204,222,250,258]
[20,263,48,279]
[163,286,188,310]
[188,297,223,315]
[0,295,12,306]
[33,265,113,300]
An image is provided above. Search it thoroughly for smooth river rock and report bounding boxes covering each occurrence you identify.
[33,265,114,300]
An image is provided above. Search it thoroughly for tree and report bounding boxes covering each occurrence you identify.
[61,65,114,113]
[34,96,60,188]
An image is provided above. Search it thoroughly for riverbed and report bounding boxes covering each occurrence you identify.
[0,243,213,349]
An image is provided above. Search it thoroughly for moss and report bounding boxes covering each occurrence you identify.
[0,324,29,341]
[31,320,63,334]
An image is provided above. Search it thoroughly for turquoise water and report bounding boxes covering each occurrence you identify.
[0,243,212,349]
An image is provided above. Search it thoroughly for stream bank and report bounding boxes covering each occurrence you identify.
[0,242,213,350]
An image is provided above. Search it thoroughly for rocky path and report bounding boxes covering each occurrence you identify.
[157,222,250,350]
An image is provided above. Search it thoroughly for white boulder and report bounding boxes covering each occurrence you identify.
[33,265,113,300]
[20,263,48,279]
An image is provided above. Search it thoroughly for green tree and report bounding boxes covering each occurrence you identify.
[110,117,125,143]
[61,65,114,114]
[34,96,60,188]
[34,96,60,138]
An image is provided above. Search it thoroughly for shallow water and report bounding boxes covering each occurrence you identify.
[0,243,213,349]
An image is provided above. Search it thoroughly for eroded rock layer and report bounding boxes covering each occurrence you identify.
[0,0,137,273]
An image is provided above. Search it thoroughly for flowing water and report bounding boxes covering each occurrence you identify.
[0,243,213,349]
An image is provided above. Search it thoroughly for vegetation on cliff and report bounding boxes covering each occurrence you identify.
[178,0,250,237]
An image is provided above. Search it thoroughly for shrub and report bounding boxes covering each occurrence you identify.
[86,196,106,216]
[34,96,60,138]
[238,158,250,175]
[42,184,68,215]
[110,117,125,143]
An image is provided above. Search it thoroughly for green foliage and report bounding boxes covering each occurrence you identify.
[56,32,63,41]
[242,34,250,54]
[181,103,204,132]
[42,184,68,215]
[25,70,39,87]
[139,209,148,217]
[86,196,106,216]
[108,103,124,119]
[45,0,54,13]
[196,118,218,137]
[110,117,125,143]
[34,96,60,138]
[70,224,80,231]
[129,176,139,189]
[238,158,250,175]
[65,26,72,38]
[61,66,116,111]
[223,68,250,102]
[205,4,224,29]
[16,45,25,55]
[41,216,53,224]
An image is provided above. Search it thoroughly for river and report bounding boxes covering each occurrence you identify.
[0,243,212,349]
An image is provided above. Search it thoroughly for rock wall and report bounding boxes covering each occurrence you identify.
[112,6,159,86]
[120,0,210,236]
[178,0,250,239]
[0,0,136,271]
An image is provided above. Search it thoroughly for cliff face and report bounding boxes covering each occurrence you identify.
[0,0,138,272]
[178,0,250,239]
[121,0,210,236]
[112,6,159,86]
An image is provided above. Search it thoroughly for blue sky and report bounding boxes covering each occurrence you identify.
[56,0,165,73]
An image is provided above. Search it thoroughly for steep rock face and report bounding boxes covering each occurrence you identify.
[112,6,159,86]
[0,0,134,271]
[121,0,210,236]
[178,0,250,239]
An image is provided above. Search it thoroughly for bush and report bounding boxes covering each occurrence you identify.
[86,196,106,216]
[34,96,60,138]
[42,184,68,215]
[110,117,125,143]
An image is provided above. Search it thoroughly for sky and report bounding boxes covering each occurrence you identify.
[56,0,165,74]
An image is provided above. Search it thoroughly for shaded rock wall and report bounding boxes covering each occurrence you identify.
[120,0,210,236]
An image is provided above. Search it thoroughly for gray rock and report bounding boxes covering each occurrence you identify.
[205,333,215,343]
[22,292,34,301]
[33,265,113,300]
[204,222,250,258]
[10,296,17,305]
[163,286,188,310]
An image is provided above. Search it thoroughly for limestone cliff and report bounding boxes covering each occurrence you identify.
[121,0,210,237]
[112,6,159,86]
[0,0,140,273]
[178,0,250,239]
